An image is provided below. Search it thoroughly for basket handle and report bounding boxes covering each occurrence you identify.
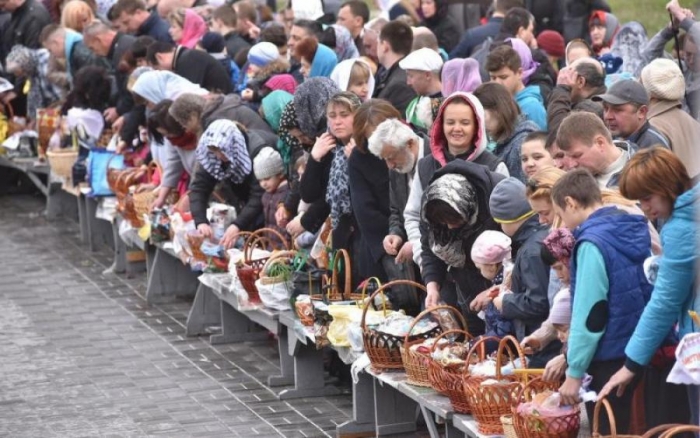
[657,425,700,438]
[429,329,472,354]
[243,227,290,262]
[404,305,468,345]
[360,280,426,331]
[641,424,690,438]
[260,250,296,279]
[496,335,526,379]
[463,335,501,376]
[329,248,352,300]
[592,398,618,437]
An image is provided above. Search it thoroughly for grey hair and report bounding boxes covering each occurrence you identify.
[82,21,112,39]
[169,93,206,127]
[367,118,419,158]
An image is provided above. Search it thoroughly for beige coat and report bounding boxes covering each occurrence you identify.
[647,99,700,178]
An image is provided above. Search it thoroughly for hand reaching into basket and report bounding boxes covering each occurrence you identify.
[425,282,441,308]
[597,365,636,400]
[220,224,241,249]
[558,376,582,406]
[543,353,567,382]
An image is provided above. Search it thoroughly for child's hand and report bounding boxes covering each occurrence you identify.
[241,89,254,101]
[544,354,567,382]
[469,287,498,312]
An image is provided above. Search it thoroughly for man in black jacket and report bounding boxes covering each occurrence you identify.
[210,5,251,67]
[146,42,233,94]
[373,21,416,115]
[83,22,136,126]
[0,0,51,63]
[111,0,173,43]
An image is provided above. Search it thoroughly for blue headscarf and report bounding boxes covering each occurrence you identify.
[131,70,207,105]
[310,43,338,78]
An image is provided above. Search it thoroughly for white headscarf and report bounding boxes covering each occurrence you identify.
[131,71,207,105]
[330,59,376,102]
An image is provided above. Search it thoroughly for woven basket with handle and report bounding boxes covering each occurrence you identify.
[312,248,352,302]
[513,377,580,438]
[400,304,466,387]
[47,149,78,179]
[592,399,688,438]
[236,228,289,303]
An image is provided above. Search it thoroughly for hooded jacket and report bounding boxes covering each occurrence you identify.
[419,159,506,336]
[201,94,273,133]
[404,92,507,267]
[515,85,547,131]
[420,0,461,53]
[624,184,699,372]
[647,99,700,179]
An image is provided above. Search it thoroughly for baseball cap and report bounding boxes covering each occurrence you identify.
[399,48,444,73]
[593,79,649,106]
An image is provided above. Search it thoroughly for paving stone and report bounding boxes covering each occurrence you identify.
[0,195,353,437]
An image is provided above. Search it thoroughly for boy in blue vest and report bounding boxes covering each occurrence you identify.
[551,169,652,434]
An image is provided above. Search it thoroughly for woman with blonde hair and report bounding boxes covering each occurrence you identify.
[61,0,96,32]
[167,8,207,49]
[524,166,660,252]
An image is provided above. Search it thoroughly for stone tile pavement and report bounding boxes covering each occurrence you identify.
[0,194,355,438]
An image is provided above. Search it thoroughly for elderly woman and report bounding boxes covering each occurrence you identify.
[421,159,505,335]
[190,119,273,247]
[5,45,63,122]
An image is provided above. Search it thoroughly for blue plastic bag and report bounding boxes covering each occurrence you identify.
[88,148,124,196]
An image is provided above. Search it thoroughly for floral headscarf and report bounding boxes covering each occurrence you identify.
[195,120,252,183]
[293,77,340,138]
[331,24,360,62]
[543,228,576,265]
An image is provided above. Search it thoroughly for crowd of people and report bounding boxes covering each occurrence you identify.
[1,0,698,434]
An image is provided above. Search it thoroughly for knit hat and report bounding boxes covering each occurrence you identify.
[399,47,444,73]
[471,230,512,265]
[248,42,279,68]
[253,147,285,180]
[641,58,686,102]
[199,32,225,54]
[549,289,572,325]
[489,177,534,224]
[265,74,297,94]
[536,30,565,58]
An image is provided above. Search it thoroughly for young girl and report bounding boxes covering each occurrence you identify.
[330,59,376,102]
[520,132,555,179]
[470,230,514,348]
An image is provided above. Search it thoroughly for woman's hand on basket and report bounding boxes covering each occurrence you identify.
[543,353,567,382]
[220,224,240,249]
[597,366,636,400]
[425,282,441,308]
[558,376,582,406]
[197,223,213,239]
[286,217,305,236]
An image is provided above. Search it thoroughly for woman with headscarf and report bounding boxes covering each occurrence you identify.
[190,119,269,247]
[419,0,460,53]
[507,37,554,113]
[589,10,620,56]
[167,8,207,49]
[421,159,506,335]
[5,45,63,122]
[130,70,207,108]
[260,90,293,132]
[329,24,360,62]
[330,58,376,102]
[441,58,482,96]
[610,21,648,77]
[295,37,339,79]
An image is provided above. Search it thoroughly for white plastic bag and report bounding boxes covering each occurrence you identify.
[255,279,293,311]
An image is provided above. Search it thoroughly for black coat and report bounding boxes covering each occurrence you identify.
[69,41,111,78]
[419,160,506,336]
[0,0,51,62]
[223,31,251,67]
[189,129,276,231]
[373,60,416,116]
[348,149,390,273]
[173,46,232,94]
[108,32,136,116]
[136,11,173,44]
[422,16,461,53]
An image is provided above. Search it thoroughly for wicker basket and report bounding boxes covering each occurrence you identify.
[591,399,687,438]
[295,300,314,326]
[463,335,526,435]
[513,377,581,438]
[347,276,382,303]
[236,228,290,304]
[36,108,61,157]
[259,250,296,285]
[47,149,78,179]
[502,415,518,438]
[426,329,481,413]
[400,304,466,387]
[312,248,352,302]
[361,280,441,372]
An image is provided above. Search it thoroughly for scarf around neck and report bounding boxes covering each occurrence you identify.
[326,144,351,230]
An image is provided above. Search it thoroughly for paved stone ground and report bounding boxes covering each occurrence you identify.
[0,194,354,438]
